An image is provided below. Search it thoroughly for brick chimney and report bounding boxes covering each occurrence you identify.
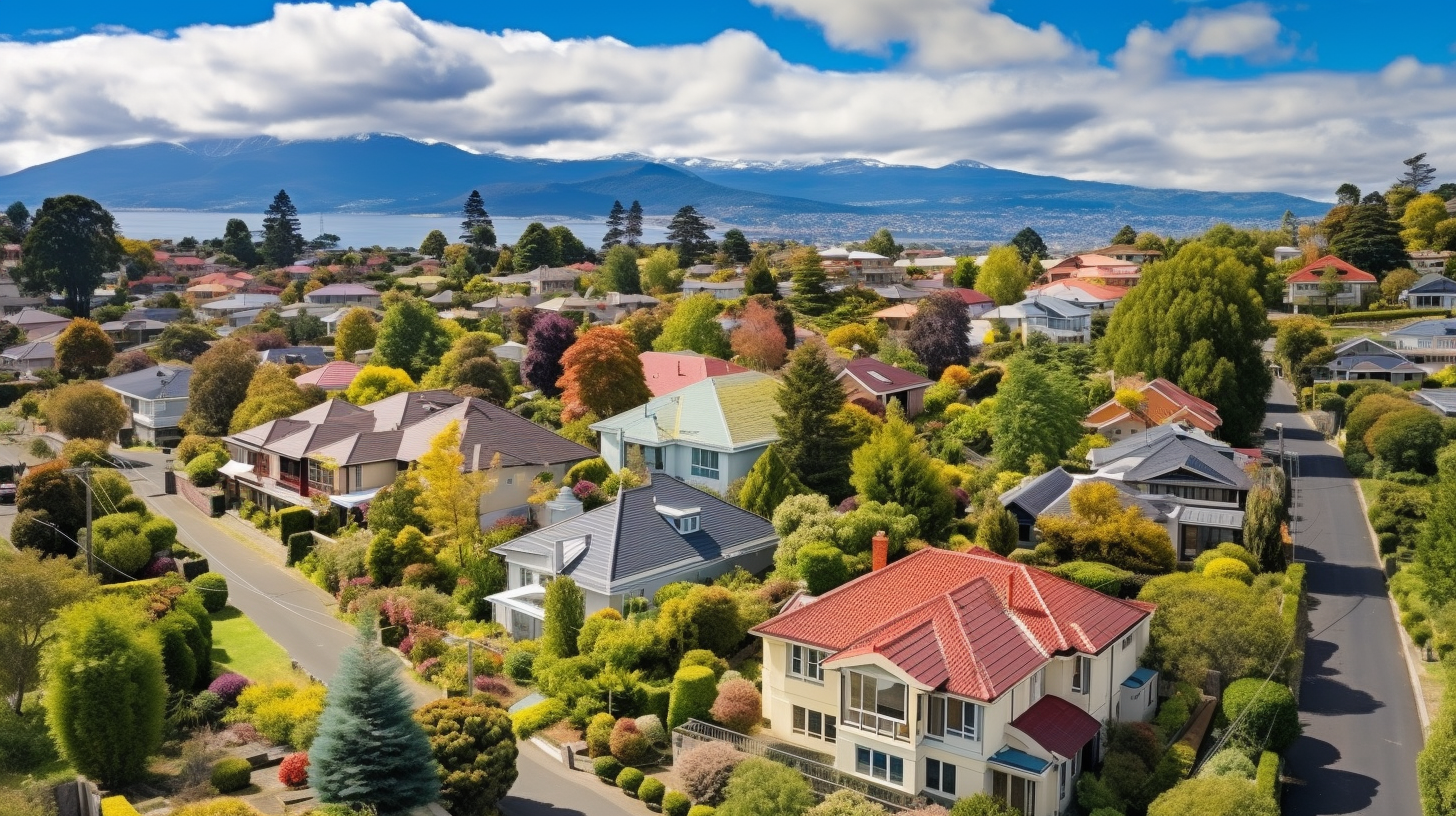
[871,531,889,572]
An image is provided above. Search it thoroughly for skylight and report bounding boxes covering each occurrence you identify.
[867,371,893,384]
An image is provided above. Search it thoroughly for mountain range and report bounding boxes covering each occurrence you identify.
[0,134,1330,248]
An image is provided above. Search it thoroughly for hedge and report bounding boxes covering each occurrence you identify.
[1222,678,1301,752]
[1284,564,1306,634]
[687,806,716,816]
[192,572,229,613]
[277,506,314,545]
[286,532,314,567]
[1051,561,1132,595]
[594,756,623,783]
[663,791,692,816]
[616,767,645,796]
[1256,751,1280,799]
[512,698,569,740]
[1329,308,1449,324]
[667,665,719,729]
[211,757,254,793]
[101,797,142,816]
[638,777,666,806]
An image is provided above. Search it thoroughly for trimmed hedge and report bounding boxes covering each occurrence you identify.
[1203,557,1255,585]
[667,665,718,729]
[638,777,666,806]
[687,806,716,816]
[192,572,229,613]
[643,683,671,723]
[1050,561,1132,595]
[1330,308,1449,324]
[662,791,692,816]
[211,757,254,793]
[1222,678,1301,752]
[616,767,645,796]
[1256,750,1280,799]
[286,532,314,566]
[1284,564,1306,634]
[101,797,142,816]
[594,756,623,784]
[277,507,314,545]
[511,698,569,740]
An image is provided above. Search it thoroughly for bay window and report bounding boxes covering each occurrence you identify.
[845,670,909,740]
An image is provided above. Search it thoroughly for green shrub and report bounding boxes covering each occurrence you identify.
[1154,695,1191,739]
[798,543,849,595]
[638,776,666,805]
[687,806,716,816]
[1330,307,1449,324]
[616,767,645,796]
[609,718,653,765]
[1198,748,1256,780]
[643,683,671,722]
[663,791,692,816]
[594,756,623,783]
[1255,751,1280,798]
[0,701,58,774]
[586,713,616,758]
[287,532,314,566]
[1192,544,1258,574]
[191,572,229,612]
[186,451,225,488]
[1146,776,1279,816]
[511,697,569,740]
[567,457,612,486]
[680,650,729,678]
[504,640,539,683]
[210,757,254,793]
[667,665,719,729]
[1050,561,1132,595]
[277,507,314,545]
[1221,678,1301,753]
[1202,557,1254,585]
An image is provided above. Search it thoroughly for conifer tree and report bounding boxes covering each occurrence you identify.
[625,200,645,246]
[773,342,853,500]
[541,576,585,659]
[601,200,627,251]
[975,499,1019,555]
[1329,203,1410,277]
[721,229,752,264]
[849,404,953,540]
[1111,225,1137,245]
[667,205,715,265]
[461,190,495,246]
[221,218,261,266]
[744,252,777,297]
[788,247,831,316]
[310,615,440,813]
[261,189,305,267]
[736,444,809,518]
[1010,227,1048,264]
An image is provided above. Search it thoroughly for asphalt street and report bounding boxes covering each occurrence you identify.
[1270,379,1423,815]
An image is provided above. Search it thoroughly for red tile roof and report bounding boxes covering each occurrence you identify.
[1286,255,1376,283]
[1086,377,1222,432]
[171,256,205,267]
[1029,279,1126,302]
[1010,695,1102,758]
[940,287,994,306]
[294,360,363,390]
[639,351,749,397]
[753,548,1151,702]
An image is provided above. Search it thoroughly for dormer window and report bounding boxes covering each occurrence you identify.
[657,504,702,534]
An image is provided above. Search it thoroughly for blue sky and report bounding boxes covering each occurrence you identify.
[6,0,1451,77]
[0,1,1453,196]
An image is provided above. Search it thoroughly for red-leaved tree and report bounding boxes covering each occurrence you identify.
[522,313,578,396]
[730,299,788,371]
[558,326,652,422]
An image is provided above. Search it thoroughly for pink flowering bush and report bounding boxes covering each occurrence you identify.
[474,676,509,696]
[142,556,178,578]
[709,679,763,733]
[208,672,252,707]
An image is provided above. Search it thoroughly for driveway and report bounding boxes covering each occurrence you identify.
[1268,380,1423,815]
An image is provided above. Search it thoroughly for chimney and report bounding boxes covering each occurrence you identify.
[871,530,889,572]
[546,485,584,526]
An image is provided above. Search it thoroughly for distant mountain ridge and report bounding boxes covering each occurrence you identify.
[0,133,1328,247]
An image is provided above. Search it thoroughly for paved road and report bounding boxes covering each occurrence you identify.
[1270,380,1423,815]
[503,745,647,816]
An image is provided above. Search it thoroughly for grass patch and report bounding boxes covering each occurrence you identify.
[1358,478,1389,505]
[210,606,304,684]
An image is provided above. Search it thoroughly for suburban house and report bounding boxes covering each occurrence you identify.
[100,318,169,349]
[493,265,579,296]
[198,294,281,321]
[0,270,45,314]
[533,293,659,323]
[1399,272,1456,311]
[640,350,749,398]
[837,357,934,418]
[977,296,1091,344]
[304,283,384,309]
[681,279,747,300]
[894,256,957,271]
[1041,255,1142,287]
[1415,390,1456,418]
[871,304,918,332]
[1384,320,1456,373]
[1084,378,1222,439]
[492,340,527,363]
[1283,255,1377,313]
[1273,246,1302,264]
[751,547,1156,814]
[1314,337,1430,385]
[1409,250,1455,275]
[220,389,596,524]
[488,474,779,640]
[1027,280,1125,311]
[871,284,931,302]
[293,360,362,391]
[101,365,192,447]
[820,248,902,284]
[4,308,72,338]
[591,371,780,495]
[999,467,1167,547]
[1089,244,1162,266]
[259,346,331,367]
[0,341,55,375]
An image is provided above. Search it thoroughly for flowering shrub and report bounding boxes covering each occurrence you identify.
[408,626,447,664]
[474,676,509,697]
[224,681,327,749]
[278,752,309,787]
[709,679,762,733]
[208,673,252,707]
[572,480,598,500]
[142,556,178,578]
[336,576,374,609]
[416,657,441,679]
[677,742,743,806]
[609,718,653,765]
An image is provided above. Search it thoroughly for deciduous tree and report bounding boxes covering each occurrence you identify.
[862,228,902,259]
[907,290,971,380]
[991,354,1085,472]
[523,313,577,396]
[333,307,377,362]
[640,247,683,294]
[420,229,448,259]
[344,365,415,405]
[731,298,788,370]
[55,318,115,380]
[17,195,121,317]
[0,549,96,714]
[181,338,259,436]
[374,295,451,380]
[951,256,978,289]
[1111,225,1138,245]
[17,461,85,541]
[422,333,511,405]
[1036,482,1176,573]
[230,363,315,432]
[598,244,641,295]
[974,245,1028,306]
[414,420,495,563]
[47,381,128,442]
[1273,316,1328,393]
[558,326,651,422]
[550,225,590,265]
[512,222,557,271]
[774,342,853,500]
[260,190,305,267]
[655,292,730,358]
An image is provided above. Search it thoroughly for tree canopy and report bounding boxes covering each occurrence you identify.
[181,339,259,436]
[1010,227,1048,263]
[344,365,415,405]
[230,363,317,432]
[558,326,651,422]
[991,354,1086,472]
[666,205,715,264]
[512,222,557,271]
[788,248,831,316]
[420,229,449,259]
[721,229,752,264]
[655,293,730,358]
[374,296,451,380]
[731,298,789,370]
[908,290,971,380]
[744,252,778,297]
[334,307,378,362]
[221,218,260,267]
[774,342,853,500]
[862,228,902,259]
[850,405,953,540]
[1329,203,1409,277]
[461,190,496,247]
[17,195,121,318]
[260,190,305,267]
[523,313,577,396]
[55,318,115,380]
[974,246,1028,306]
[601,200,626,251]
[598,244,641,295]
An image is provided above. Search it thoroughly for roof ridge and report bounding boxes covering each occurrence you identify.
[1010,564,1062,654]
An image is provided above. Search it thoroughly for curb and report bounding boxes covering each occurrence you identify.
[1353,478,1431,733]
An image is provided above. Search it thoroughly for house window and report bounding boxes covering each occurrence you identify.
[992,772,1036,814]
[1030,667,1045,702]
[855,745,904,785]
[690,448,720,479]
[1071,656,1091,694]
[926,758,957,796]
[1121,633,1134,650]
[307,460,331,493]
[1060,761,1067,800]
[790,645,825,682]
[845,670,909,740]
[676,515,701,534]
[792,706,836,743]
[350,465,362,490]
[926,695,983,742]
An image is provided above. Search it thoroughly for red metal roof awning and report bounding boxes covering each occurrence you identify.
[1010,695,1102,759]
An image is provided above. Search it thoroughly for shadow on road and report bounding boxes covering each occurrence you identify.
[1283,736,1380,815]
[500,797,601,816]
[1303,562,1386,599]
[1301,639,1386,717]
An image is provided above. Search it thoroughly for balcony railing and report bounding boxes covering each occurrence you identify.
[278,473,303,492]
[672,719,930,812]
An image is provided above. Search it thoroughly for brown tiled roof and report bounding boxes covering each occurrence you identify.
[839,358,933,393]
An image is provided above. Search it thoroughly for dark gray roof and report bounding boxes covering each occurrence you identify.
[1331,354,1424,371]
[1389,319,1456,338]
[1407,273,1456,294]
[102,364,192,400]
[496,475,777,593]
[123,308,183,322]
[1088,424,1250,489]
[999,467,1075,517]
[1041,478,1168,522]
[260,346,331,366]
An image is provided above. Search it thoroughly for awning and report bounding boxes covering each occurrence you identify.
[1008,694,1103,760]
[330,487,381,509]
[218,460,255,478]
[988,747,1051,776]
[485,584,548,621]
[1123,667,1158,690]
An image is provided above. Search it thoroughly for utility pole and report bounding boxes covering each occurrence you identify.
[63,461,94,574]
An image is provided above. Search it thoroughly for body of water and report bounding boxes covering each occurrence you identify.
[111,211,672,250]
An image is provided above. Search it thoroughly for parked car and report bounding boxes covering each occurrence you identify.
[0,483,16,504]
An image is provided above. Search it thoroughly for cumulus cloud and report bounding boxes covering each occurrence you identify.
[1116,3,1294,78]
[0,0,1453,198]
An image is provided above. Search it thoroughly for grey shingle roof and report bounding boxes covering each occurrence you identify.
[999,467,1075,517]
[496,475,777,592]
[102,365,192,400]
[260,347,331,366]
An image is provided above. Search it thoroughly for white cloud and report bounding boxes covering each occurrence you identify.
[1116,3,1294,79]
[0,0,1452,199]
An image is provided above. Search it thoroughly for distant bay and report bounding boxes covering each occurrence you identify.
[111,211,672,251]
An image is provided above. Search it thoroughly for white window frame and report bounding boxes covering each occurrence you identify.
[1030,667,1045,702]
[1071,656,1092,694]
[1121,632,1134,650]
[845,670,909,740]
[790,645,825,682]
[677,514,701,534]
[926,758,957,796]
[690,447,720,479]
[855,745,904,785]
[926,694,983,742]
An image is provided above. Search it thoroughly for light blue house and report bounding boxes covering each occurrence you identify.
[590,371,781,495]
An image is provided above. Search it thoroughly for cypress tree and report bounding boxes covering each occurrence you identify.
[773,342,853,500]
[1330,203,1409,277]
[849,404,954,540]
[260,190,305,267]
[601,200,627,251]
[744,252,777,297]
[625,201,645,246]
[541,576,585,659]
[975,499,1019,556]
[311,615,440,812]
[788,248,831,316]
[737,444,809,519]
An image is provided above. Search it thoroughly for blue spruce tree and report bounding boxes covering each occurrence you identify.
[310,614,440,812]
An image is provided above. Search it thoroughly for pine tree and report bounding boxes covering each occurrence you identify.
[666,205,715,265]
[260,190,305,267]
[744,252,777,297]
[221,218,260,266]
[788,247,831,316]
[1111,225,1137,245]
[737,445,809,518]
[1401,153,1438,192]
[625,200,645,246]
[1330,203,1410,277]
[512,222,557,271]
[774,342,853,500]
[601,200,627,252]
[721,229,752,264]
[1010,227,1048,263]
[541,576,585,658]
[461,190,495,246]
[311,615,440,813]
[598,245,641,295]
[850,404,954,540]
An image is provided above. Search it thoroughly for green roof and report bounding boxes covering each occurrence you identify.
[591,371,781,450]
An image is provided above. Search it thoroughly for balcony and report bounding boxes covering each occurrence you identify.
[278,473,305,494]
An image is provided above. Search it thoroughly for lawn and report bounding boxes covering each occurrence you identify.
[210,606,305,685]
[1358,478,1388,505]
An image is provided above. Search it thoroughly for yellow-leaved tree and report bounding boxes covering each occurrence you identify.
[414,419,497,563]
